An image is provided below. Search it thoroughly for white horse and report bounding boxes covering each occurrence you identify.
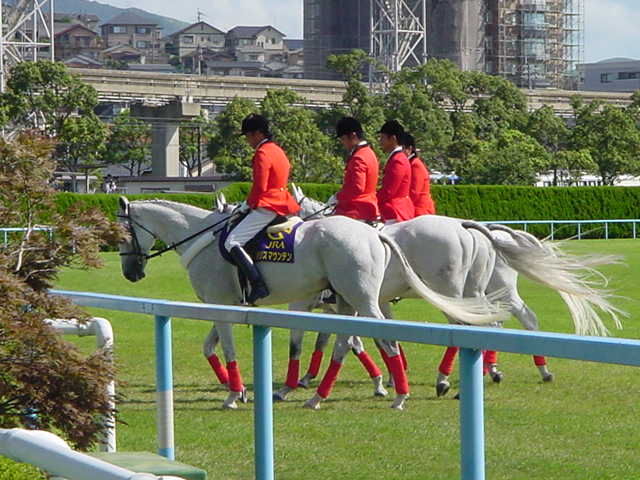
[117,197,508,410]
[272,188,625,400]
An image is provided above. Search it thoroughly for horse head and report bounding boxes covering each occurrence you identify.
[117,196,156,282]
[291,184,327,219]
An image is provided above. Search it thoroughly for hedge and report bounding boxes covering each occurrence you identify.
[55,185,640,240]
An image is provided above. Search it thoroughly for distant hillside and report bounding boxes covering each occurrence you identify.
[52,0,189,35]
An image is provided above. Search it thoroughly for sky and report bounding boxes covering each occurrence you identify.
[105,0,640,63]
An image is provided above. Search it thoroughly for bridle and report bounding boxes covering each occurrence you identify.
[117,208,232,262]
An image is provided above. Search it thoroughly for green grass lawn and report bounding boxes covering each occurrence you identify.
[9,239,640,479]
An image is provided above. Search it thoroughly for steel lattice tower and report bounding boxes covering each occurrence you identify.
[370,0,427,84]
[0,0,55,92]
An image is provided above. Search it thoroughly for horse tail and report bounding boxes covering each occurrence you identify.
[462,221,626,336]
[377,232,510,326]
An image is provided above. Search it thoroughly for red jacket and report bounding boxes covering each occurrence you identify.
[335,143,380,221]
[409,154,436,216]
[247,140,300,216]
[377,149,415,221]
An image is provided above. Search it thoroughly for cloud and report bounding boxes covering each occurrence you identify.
[584,0,640,61]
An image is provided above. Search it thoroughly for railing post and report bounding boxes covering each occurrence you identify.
[253,325,274,480]
[460,348,485,480]
[154,315,175,460]
[577,223,582,240]
[633,221,637,240]
[605,222,609,240]
[550,223,555,241]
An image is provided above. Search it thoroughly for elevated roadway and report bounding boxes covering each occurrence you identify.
[70,68,633,115]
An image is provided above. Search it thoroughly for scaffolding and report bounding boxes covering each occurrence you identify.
[369,0,427,84]
[0,0,55,92]
[487,0,583,89]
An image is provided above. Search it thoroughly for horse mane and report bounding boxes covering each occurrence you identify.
[131,199,213,221]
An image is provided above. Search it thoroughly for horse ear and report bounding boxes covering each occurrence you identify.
[216,194,224,213]
[219,192,227,205]
[118,196,129,213]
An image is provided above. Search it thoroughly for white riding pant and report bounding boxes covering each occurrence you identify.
[384,219,399,226]
[224,207,278,251]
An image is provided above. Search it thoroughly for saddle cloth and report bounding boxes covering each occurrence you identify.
[218,215,303,265]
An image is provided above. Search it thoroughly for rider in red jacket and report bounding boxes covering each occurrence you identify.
[401,133,436,216]
[224,113,300,304]
[334,117,380,222]
[377,120,414,224]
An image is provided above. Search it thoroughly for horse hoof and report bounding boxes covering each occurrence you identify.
[303,395,322,410]
[374,387,389,397]
[542,373,554,383]
[490,371,504,384]
[436,381,450,397]
[386,377,395,389]
[453,392,460,400]
[241,388,249,404]
[390,394,408,410]
[222,400,238,410]
[273,392,287,402]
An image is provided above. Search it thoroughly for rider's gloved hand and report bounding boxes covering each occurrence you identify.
[237,201,250,214]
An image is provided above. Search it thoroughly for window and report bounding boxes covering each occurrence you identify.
[523,38,545,57]
[600,73,614,83]
[136,40,150,49]
[136,26,151,34]
[111,25,126,34]
[183,35,194,44]
[618,72,638,80]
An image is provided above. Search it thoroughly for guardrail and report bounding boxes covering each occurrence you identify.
[1,227,52,246]
[482,219,640,240]
[45,318,116,453]
[50,289,640,480]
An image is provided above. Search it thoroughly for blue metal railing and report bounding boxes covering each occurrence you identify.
[50,289,640,480]
[1,227,53,246]
[482,219,640,240]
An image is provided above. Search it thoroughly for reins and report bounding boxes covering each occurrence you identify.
[118,212,232,260]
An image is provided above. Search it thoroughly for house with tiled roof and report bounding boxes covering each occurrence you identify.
[54,24,102,62]
[225,25,286,63]
[101,11,166,63]
[166,21,226,73]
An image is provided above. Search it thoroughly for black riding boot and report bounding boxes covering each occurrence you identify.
[229,246,270,304]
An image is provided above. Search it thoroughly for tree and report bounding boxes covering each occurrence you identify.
[527,105,570,186]
[570,97,640,184]
[326,50,386,148]
[260,89,343,183]
[179,115,215,177]
[103,110,151,176]
[463,130,550,185]
[208,97,255,180]
[0,61,107,191]
[0,133,124,450]
[384,68,454,171]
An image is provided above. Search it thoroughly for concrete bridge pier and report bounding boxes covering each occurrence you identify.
[131,101,201,177]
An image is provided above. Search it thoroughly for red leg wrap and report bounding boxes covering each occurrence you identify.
[439,347,459,375]
[227,361,244,393]
[399,344,409,371]
[285,359,300,389]
[317,360,343,399]
[307,350,324,378]
[357,351,382,378]
[533,355,547,366]
[206,354,229,384]
[387,354,410,395]
[484,350,498,365]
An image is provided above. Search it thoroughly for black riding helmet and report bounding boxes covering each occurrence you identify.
[241,113,271,136]
[378,120,405,139]
[336,116,364,138]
